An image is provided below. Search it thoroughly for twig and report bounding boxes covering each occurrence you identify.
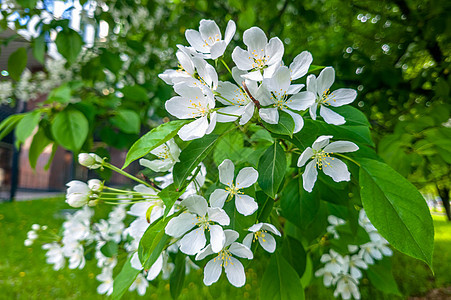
[242,81,261,109]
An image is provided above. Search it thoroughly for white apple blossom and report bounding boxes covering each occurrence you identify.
[259,66,315,132]
[209,159,259,216]
[315,267,335,287]
[42,242,65,270]
[139,138,181,172]
[242,222,281,253]
[186,19,236,59]
[333,275,361,300]
[165,194,230,255]
[196,230,253,287]
[96,267,114,296]
[65,179,102,207]
[129,273,148,296]
[165,84,218,141]
[232,27,284,81]
[297,135,359,192]
[307,67,357,125]
[327,215,346,239]
[342,255,368,280]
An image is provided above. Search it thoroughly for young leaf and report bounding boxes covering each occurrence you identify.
[8,47,27,81]
[169,252,186,299]
[158,183,184,216]
[359,158,434,268]
[173,134,219,188]
[51,109,89,152]
[111,109,141,134]
[262,111,295,137]
[257,142,286,198]
[122,120,189,168]
[46,84,72,103]
[55,29,83,65]
[29,128,52,169]
[260,252,305,300]
[111,256,141,300]
[15,110,41,147]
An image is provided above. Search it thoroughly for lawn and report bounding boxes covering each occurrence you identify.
[0,198,450,299]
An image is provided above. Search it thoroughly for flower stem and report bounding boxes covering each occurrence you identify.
[220,58,233,76]
[104,163,155,189]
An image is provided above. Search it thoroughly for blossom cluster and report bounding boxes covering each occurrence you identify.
[315,211,393,300]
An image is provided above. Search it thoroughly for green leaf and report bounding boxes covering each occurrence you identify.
[111,109,140,134]
[308,65,325,72]
[100,240,118,258]
[111,256,141,300]
[0,114,25,141]
[29,128,52,169]
[33,33,46,64]
[16,0,37,8]
[256,191,274,222]
[138,215,175,269]
[367,257,401,296]
[8,47,27,81]
[55,29,83,65]
[15,110,41,146]
[123,120,189,168]
[213,130,244,166]
[173,134,219,188]
[331,106,371,127]
[281,236,306,278]
[260,253,305,300]
[46,84,72,103]
[122,85,148,102]
[359,159,434,268]
[257,143,286,198]
[224,200,256,234]
[263,111,295,137]
[169,252,186,299]
[158,183,184,216]
[51,109,89,152]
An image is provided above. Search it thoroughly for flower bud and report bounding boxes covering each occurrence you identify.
[66,193,89,208]
[31,224,40,231]
[88,179,103,193]
[78,153,103,169]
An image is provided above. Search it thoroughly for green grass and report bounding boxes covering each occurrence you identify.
[0,198,450,299]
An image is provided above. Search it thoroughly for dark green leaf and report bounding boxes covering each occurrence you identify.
[55,29,83,65]
[169,252,186,299]
[123,120,189,168]
[33,33,46,64]
[281,236,306,278]
[46,84,72,103]
[359,159,434,268]
[256,191,274,222]
[173,134,219,188]
[258,143,286,198]
[8,47,27,81]
[111,109,140,134]
[260,253,305,300]
[15,110,41,146]
[100,240,118,258]
[111,256,141,300]
[367,257,401,296]
[51,109,89,152]
[158,183,184,216]
[263,111,295,137]
[29,128,52,169]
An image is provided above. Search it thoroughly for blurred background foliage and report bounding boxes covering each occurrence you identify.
[0,0,450,217]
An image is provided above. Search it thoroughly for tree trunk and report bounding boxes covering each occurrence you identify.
[436,185,451,221]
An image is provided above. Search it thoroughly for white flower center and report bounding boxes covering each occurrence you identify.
[188,98,211,117]
[213,249,233,267]
[253,230,267,242]
[249,49,268,69]
[154,145,171,160]
[312,150,334,170]
[196,215,211,230]
[203,34,220,47]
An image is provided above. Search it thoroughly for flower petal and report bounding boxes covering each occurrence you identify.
[265,37,284,66]
[195,244,214,261]
[286,84,305,95]
[260,223,282,236]
[241,70,263,81]
[224,20,236,44]
[207,207,230,226]
[216,81,248,106]
[264,66,290,94]
[283,109,304,133]
[285,91,315,111]
[139,158,173,172]
[243,27,267,55]
[147,254,163,280]
[232,47,254,70]
[317,67,335,94]
[210,224,226,253]
[312,135,333,151]
[239,102,255,125]
[320,106,346,125]
[180,194,208,216]
[209,189,230,208]
[185,29,206,53]
[297,147,313,167]
[322,157,351,182]
[224,257,246,287]
[329,88,357,107]
[165,212,197,238]
[229,242,253,259]
[235,167,258,189]
[290,51,313,80]
[258,232,277,253]
[235,194,258,216]
[218,159,235,186]
[302,160,318,192]
[206,111,217,134]
[178,117,209,141]
[306,74,317,95]
[324,141,359,153]
[242,233,253,249]
[309,102,318,120]
[259,108,279,124]
[203,258,223,286]
[224,229,240,246]
[179,227,206,255]
[199,19,221,44]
